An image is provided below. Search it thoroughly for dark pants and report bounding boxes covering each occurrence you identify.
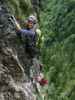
[25,45,39,58]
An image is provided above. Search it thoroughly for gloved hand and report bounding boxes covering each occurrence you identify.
[8,15,21,30]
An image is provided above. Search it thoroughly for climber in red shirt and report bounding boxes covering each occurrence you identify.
[34,73,48,86]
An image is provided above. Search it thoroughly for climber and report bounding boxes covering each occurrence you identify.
[11,15,40,58]
[30,58,48,86]
[9,15,42,59]
[33,73,48,86]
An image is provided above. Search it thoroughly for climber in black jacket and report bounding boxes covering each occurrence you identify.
[14,15,39,58]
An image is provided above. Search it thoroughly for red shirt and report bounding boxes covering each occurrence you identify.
[39,78,48,86]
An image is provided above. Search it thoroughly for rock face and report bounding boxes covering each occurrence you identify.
[0,1,37,100]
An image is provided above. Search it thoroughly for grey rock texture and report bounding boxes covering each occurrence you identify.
[0,1,38,100]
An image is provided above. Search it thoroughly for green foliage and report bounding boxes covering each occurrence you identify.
[6,0,32,19]
[40,0,75,43]
[41,35,75,100]
[40,0,75,100]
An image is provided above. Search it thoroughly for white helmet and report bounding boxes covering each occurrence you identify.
[28,15,37,24]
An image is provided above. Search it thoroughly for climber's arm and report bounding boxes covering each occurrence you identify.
[13,16,35,37]
[15,21,21,30]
